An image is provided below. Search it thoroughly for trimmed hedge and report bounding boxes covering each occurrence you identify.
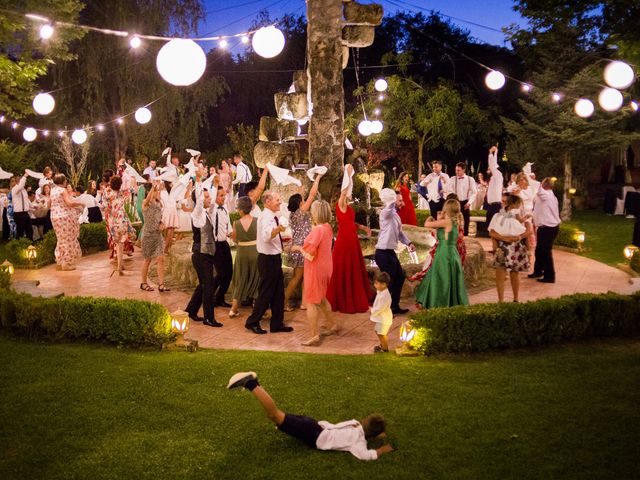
[408,292,640,355]
[0,289,174,347]
[555,224,581,249]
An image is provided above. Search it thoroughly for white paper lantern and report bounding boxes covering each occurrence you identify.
[374,79,388,92]
[39,24,54,40]
[135,107,152,124]
[370,120,383,134]
[598,87,624,112]
[604,61,635,90]
[156,39,207,86]
[72,129,87,145]
[358,120,373,136]
[33,93,55,115]
[22,127,37,142]
[485,70,506,90]
[574,99,594,118]
[129,36,141,49]
[252,26,285,59]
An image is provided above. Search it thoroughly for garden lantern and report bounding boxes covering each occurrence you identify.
[623,245,639,260]
[171,310,190,335]
[575,231,585,245]
[399,321,416,344]
[1,260,14,275]
[468,221,477,238]
[568,187,577,195]
[26,245,37,261]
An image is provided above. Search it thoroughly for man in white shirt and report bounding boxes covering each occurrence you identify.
[530,177,561,283]
[420,160,449,219]
[232,153,253,197]
[143,159,158,180]
[227,371,394,461]
[211,186,233,307]
[485,146,503,228]
[11,172,33,240]
[75,185,102,224]
[447,162,477,236]
[245,190,293,334]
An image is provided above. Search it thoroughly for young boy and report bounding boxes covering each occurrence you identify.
[370,271,393,353]
[227,372,394,460]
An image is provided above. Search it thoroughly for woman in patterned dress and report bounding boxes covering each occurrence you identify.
[140,181,168,292]
[50,174,84,270]
[218,159,235,214]
[104,175,137,276]
[283,173,323,311]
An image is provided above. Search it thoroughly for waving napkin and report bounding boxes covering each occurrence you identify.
[25,169,44,179]
[306,164,327,181]
[266,162,301,187]
[341,165,354,198]
[162,147,172,166]
[202,173,218,192]
[124,164,147,184]
[157,169,179,184]
[0,167,14,180]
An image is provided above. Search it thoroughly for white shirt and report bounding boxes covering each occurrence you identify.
[36,177,53,196]
[213,204,232,242]
[76,193,99,208]
[250,204,261,218]
[315,420,378,461]
[486,151,503,204]
[532,188,561,227]
[143,166,158,180]
[232,161,252,184]
[447,174,477,205]
[256,208,283,255]
[11,176,31,213]
[370,289,392,325]
[421,172,449,202]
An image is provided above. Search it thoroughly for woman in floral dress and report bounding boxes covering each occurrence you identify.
[50,174,84,270]
[104,175,137,275]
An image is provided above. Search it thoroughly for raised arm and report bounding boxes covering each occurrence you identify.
[62,189,84,208]
[300,174,322,212]
[248,167,269,205]
[338,164,354,213]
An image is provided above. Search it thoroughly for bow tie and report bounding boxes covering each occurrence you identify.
[457,176,465,180]
[217,206,225,210]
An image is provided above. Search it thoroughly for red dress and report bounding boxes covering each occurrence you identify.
[326,204,373,313]
[398,184,417,225]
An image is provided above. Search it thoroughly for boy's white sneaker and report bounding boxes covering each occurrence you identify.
[227,371,258,389]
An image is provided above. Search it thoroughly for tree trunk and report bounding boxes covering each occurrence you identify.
[560,151,572,222]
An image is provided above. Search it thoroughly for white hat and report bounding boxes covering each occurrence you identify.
[380,188,397,205]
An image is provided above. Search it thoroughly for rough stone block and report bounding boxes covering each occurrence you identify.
[342,25,375,48]
[293,70,308,93]
[343,2,383,25]
[274,92,308,121]
[254,141,301,169]
[259,117,298,142]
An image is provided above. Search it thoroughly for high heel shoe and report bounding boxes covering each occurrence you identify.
[301,336,321,347]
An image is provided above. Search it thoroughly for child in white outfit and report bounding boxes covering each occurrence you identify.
[370,271,393,353]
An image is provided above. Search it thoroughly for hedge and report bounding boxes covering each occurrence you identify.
[407,292,640,355]
[0,289,174,347]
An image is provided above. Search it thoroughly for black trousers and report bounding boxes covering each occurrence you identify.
[533,225,559,280]
[238,183,249,197]
[485,202,502,232]
[13,211,33,240]
[428,199,444,219]
[459,200,471,236]
[2,209,9,240]
[185,252,216,321]
[213,241,233,304]
[375,249,405,311]
[246,253,284,330]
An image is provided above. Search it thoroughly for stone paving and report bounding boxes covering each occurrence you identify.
[12,237,639,355]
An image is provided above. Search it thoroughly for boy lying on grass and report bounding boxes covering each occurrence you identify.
[227,371,395,460]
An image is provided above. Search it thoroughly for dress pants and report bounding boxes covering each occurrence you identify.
[213,241,233,304]
[485,202,502,234]
[428,199,444,219]
[533,225,559,280]
[238,183,249,197]
[375,249,405,311]
[245,253,284,330]
[186,252,217,321]
[459,200,471,236]
[13,211,33,240]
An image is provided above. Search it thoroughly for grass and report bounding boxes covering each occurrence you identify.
[1,336,639,480]
[566,210,635,266]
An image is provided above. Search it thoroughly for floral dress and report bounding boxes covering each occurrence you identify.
[104,190,136,245]
[50,185,82,266]
[286,209,312,268]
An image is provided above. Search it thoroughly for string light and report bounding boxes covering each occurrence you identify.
[134,107,152,124]
[72,129,87,144]
[0,116,4,123]
[521,84,532,93]
[39,24,54,39]
[374,79,388,92]
[574,99,595,118]
[22,127,37,142]
[219,39,228,48]
[12,122,18,129]
[598,87,623,112]
[58,131,64,137]
[42,130,49,137]
[129,35,141,49]
[116,117,124,125]
[631,101,638,112]
[241,35,249,44]
[552,93,562,103]
[96,124,105,131]
[378,94,385,101]
[373,108,380,115]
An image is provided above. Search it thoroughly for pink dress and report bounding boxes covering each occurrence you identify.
[50,186,81,266]
[302,223,334,305]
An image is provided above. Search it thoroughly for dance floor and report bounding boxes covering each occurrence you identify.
[12,238,640,354]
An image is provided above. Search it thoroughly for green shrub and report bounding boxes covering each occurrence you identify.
[630,250,640,274]
[0,290,173,347]
[0,269,10,290]
[408,292,640,355]
[556,224,580,248]
[78,222,108,252]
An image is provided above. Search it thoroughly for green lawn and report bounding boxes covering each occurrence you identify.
[1,336,639,479]
[567,210,636,266]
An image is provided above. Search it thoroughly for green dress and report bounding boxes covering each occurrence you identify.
[232,218,260,301]
[415,224,469,308]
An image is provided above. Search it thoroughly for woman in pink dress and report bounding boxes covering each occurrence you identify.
[50,174,84,270]
[291,200,335,347]
[104,175,137,275]
[218,159,235,213]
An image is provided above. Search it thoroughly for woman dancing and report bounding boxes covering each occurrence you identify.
[50,174,84,271]
[104,175,137,276]
[395,171,417,226]
[140,180,168,292]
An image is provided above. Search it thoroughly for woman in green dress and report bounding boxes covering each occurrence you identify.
[228,196,260,318]
[415,198,469,308]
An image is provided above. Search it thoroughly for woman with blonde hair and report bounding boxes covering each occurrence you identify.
[291,200,335,346]
[415,198,468,308]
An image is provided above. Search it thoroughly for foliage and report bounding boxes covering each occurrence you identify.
[55,127,91,186]
[408,292,640,355]
[555,223,581,249]
[225,123,257,168]
[0,266,10,290]
[0,290,173,346]
[77,221,108,251]
[0,139,46,178]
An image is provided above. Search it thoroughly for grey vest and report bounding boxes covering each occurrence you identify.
[192,216,216,256]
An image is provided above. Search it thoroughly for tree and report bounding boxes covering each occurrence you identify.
[55,129,90,186]
[226,123,256,168]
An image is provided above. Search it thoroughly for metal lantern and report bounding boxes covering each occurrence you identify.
[623,245,639,260]
[170,310,190,335]
[399,321,416,344]
[1,259,14,275]
[26,245,37,261]
[575,231,585,245]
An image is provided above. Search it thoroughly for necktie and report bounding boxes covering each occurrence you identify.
[273,215,284,249]
[437,176,443,198]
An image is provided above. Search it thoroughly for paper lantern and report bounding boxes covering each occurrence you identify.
[574,99,594,118]
[33,93,55,115]
[370,120,383,134]
[252,26,285,59]
[39,24,54,40]
[22,127,37,142]
[604,61,635,90]
[129,36,141,48]
[485,70,506,90]
[598,87,623,112]
[374,79,388,92]
[358,120,373,136]
[72,129,87,145]
[135,107,152,124]
[156,39,207,86]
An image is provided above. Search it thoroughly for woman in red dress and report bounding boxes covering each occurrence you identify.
[395,172,417,226]
[326,164,374,314]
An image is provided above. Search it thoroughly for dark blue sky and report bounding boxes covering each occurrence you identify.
[199,0,525,50]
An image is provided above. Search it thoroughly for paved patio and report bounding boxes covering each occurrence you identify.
[12,238,639,355]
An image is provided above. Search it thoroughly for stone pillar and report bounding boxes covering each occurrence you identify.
[307,0,345,190]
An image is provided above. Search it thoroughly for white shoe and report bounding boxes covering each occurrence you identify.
[227,371,257,389]
[228,310,240,318]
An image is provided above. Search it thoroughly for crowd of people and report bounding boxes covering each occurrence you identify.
[0,145,561,351]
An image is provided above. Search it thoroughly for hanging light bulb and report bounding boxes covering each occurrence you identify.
[598,87,624,112]
[12,122,18,129]
[116,117,124,125]
[373,108,380,115]
[129,35,142,49]
[370,120,383,134]
[219,39,228,48]
[374,79,388,92]
[358,120,373,136]
[521,83,532,92]
[552,93,562,103]
[134,107,152,124]
[42,130,49,137]
[58,131,64,137]
[241,35,249,44]
[156,39,207,86]
[33,92,55,115]
[22,127,37,142]
[251,26,285,59]
[378,94,385,101]
[604,61,635,90]
[39,24,54,40]
[574,99,595,118]
[485,70,506,90]
[72,129,87,144]
[0,115,4,122]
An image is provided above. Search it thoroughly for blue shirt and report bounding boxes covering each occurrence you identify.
[376,203,411,250]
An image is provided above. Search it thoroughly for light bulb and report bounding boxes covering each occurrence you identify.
[129,36,141,49]
[23,127,37,142]
[370,120,383,134]
[39,24,54,40]
[521,84,532,92]
[552,93,562,102]
[485,70,506,90]
[241,35,249,44]
[219,39,228,48]
[374,79,388,92]
[134,107,152,124]
[358,120,373,136]
[72,129,87,144]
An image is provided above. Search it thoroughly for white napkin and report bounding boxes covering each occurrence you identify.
[157,170,179,184]
[0,167,13,180]
[278,215,289,228]
[25,169,44,179]
[523,162,534,175]
[344,137,354,150]
[341,166,354,197]
[266,162,301,187]
[162,147,172,166]
[202,173,217,192]
[185,148,200,158]
[306,164,327,181]
[124,164,147,184]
